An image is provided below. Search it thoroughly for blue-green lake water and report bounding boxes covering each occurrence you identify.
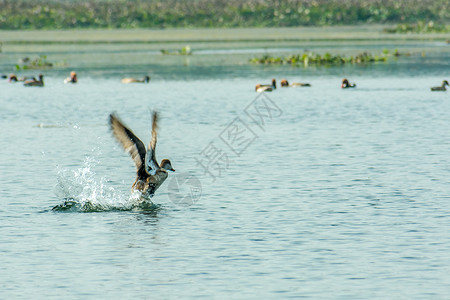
[1,34,450,298]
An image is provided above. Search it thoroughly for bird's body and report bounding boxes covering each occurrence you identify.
[431,80,449,91]
[121,76,150,84]
[132,168,169,199]
[290,82,311,87]
[280,79,311,87]
[255,84,273,92]
[109,112,174,202]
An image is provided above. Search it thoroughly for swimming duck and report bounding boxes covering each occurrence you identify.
[8,74,19,82]
[121,76,150,84]
[109,111,175,202]
[280,79,311,87]
[24,74,44,87]
[255,84,273,92]
[255,78,276,92]
[341,78,356,88]
[431,80,449,91]
[8,74,33,82]
[64,71,77,84]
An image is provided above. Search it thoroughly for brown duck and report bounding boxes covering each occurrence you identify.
[280,79,311,87]
[109,111,175,201]
[121,76,150,84]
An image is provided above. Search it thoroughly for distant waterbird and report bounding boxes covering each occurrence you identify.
[8,74,34,82]
[24,74,44,87]
[121,76,150,84]
[255,78,276,92]
[64,71,78,84]
[255,84,273,92]
[280,79,311,87]
[431,80,449,91]
[341,78,356,88]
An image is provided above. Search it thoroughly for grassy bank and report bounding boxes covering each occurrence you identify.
[1,27,448,46]
[384,21,450,34]
[0,0,448,30]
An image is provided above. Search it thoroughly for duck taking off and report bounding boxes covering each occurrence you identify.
[431,80,449,91]
[109,111,175,202]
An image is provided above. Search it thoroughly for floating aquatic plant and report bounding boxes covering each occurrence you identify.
[161,46,192,55]
[15,55,67,70]
[249,51,390,66]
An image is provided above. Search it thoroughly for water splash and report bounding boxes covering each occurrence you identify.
[52,156,159,212]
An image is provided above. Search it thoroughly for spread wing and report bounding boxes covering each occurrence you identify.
[109,113,147,177]
[145,111,159,175]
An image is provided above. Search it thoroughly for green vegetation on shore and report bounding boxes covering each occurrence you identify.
[384,21,450,34]
[0,0,448,30]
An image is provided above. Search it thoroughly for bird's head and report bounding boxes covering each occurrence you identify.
[160,159,175,172]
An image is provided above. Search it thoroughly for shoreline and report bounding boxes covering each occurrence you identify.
[1,26,449,44]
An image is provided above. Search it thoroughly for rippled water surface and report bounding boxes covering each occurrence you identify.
[1,31,450,299]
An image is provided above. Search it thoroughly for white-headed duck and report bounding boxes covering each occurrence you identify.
[64,71,78,84]
[280,79,311,87]
[24,74,44,87]
[109,111,175,202]
[121,76,150,84]
[341,78,356,89]
[431,80,449,91]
